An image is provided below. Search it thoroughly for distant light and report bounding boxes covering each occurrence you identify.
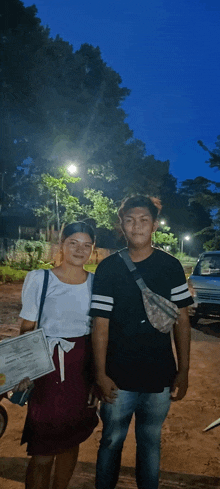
[160,220,165,225]
[184,235,190,241]
[67,164,78,174]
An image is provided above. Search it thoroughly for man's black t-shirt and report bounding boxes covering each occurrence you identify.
[90,248,193,393]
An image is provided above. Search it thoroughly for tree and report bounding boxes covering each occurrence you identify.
[1,0,189,242]
[1,0,177,215]
[34,171,82,230]
[152,226,178,253]
[203,236,220,251]
[177,176,220,253]
[34,170,118,233]
[83,189,117,230]
[198,137,220,171]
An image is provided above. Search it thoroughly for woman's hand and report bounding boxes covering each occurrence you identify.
[96,375,118,404]
[12,377,33,393]
[87,384,100,408]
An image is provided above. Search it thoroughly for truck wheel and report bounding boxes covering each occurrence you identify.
[0,405,8,438]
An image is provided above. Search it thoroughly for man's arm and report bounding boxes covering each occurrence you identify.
[92,317,118,403]
[171,307,191,401]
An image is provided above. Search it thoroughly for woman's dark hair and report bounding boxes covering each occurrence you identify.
[61,221,95,244]
[118,195,160,222]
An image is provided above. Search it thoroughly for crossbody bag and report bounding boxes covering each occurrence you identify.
[119,249,179,334]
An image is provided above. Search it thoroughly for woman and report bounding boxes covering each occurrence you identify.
[17,221,98,489]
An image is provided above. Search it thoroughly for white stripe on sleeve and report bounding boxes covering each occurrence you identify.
[92,294,114,304]
[90,302,113,311]
[171,283,188,294]
[171,290,191,301]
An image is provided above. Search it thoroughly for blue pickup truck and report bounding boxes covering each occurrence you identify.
[188,251,220,325]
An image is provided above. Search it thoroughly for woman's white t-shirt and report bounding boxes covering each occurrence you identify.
[20,269,94,338]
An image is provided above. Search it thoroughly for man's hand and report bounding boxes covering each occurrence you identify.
[172,307,191,402]
[170,369,188,401]
[96,375,118,403]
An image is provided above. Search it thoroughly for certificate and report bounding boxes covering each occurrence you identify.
[0,329,55,395]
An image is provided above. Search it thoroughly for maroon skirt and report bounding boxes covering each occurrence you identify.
[21,335,98,456]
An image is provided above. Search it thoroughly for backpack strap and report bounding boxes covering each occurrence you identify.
[37,269,49,328]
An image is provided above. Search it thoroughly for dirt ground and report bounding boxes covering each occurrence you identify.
[0,282,220,488]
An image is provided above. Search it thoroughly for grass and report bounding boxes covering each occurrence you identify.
[0,266,28,283]
[0,263,98,282]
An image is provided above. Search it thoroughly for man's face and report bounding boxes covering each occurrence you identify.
[121,207,158,248]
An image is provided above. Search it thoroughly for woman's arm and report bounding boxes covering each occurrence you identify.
[92,317,117,403]
[12,319,36,392]
[20,319,36,335]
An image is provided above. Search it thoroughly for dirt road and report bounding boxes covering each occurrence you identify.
[0,282,220,488]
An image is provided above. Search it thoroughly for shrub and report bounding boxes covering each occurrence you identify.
[0,266,28,283]
[5,239,53,271]
[0,263,54,283]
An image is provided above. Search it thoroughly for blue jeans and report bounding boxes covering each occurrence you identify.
[96,388,171,489]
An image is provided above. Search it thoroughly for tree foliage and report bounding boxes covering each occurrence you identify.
[33,171,82,227]
[152,226,178,253]
[34,171,118,230]
[2,0,220,250]
[83,189,117,230]
[198,137,220,171]
[0,0,173,214]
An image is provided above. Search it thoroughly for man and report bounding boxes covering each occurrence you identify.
[91,195,193,489]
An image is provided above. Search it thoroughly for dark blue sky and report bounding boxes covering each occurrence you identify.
[23,0,220,186]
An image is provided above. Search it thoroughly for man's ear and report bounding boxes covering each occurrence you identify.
[153,220,159,233]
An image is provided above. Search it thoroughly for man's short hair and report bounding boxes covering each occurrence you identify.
[118,195,160,222]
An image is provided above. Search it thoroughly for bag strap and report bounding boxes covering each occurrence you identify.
[118,248,151,293]
[37,269,49,328]
[119,249,179,318]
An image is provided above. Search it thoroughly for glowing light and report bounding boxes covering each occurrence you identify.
[181,234,191,253]
[67,164,78,174]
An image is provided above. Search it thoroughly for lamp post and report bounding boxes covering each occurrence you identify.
[181,235,190,253]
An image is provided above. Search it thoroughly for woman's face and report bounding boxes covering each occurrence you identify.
[61,232,93,267]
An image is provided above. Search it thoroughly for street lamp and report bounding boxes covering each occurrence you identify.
[66,163,78,174]
[181,235,190,253]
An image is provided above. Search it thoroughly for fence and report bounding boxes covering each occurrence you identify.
[0,238,54,265]
[0,238,113,267]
